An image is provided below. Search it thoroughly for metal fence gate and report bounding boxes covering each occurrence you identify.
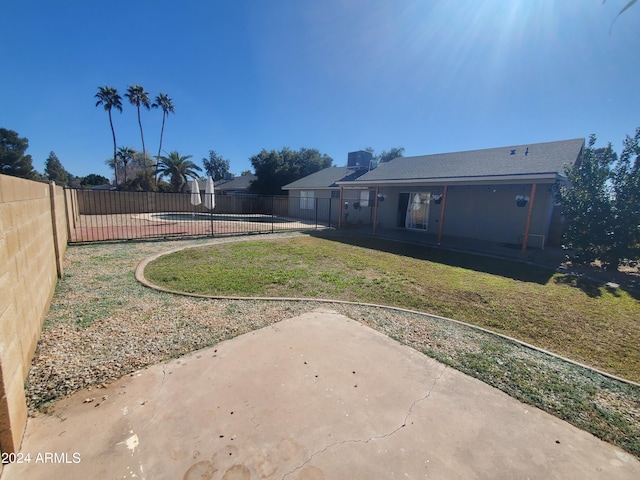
[64,189,334,243]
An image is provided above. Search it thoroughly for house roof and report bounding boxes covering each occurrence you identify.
[216,173,256,192]
[346,138,584,186]
[283,167,368,190]
[198,174,256,192]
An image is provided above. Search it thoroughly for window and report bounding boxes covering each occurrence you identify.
[300,190,315,210]
[359,190,370,207]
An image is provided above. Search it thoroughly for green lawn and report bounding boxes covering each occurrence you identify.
[144,234,640,384]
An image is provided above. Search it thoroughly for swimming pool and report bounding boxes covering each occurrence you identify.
[150,213,287,223]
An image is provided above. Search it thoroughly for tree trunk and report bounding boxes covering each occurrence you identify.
[109,110,118,186]
[137,106,147,179]
[155,113,166,186]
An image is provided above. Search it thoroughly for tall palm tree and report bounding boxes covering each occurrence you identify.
[116,146,135,187]
[125,85,151,180]
[151,93,175,184]
[156,151,202,192]
[95,86,123,185]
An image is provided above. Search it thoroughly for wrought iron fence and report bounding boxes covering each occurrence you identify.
[64,188,335,243]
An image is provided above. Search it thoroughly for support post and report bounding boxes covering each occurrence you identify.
[49,182,63,278]
[437,185,448,245]
[338,186,344,229]
[373,187,379,234]
[521,183,537,258]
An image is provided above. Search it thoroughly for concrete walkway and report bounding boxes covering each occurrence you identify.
[4,310,639,479]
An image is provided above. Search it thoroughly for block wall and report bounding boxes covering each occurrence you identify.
[0,174,67,453]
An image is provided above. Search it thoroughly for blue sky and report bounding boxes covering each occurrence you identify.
[1,0,639,180]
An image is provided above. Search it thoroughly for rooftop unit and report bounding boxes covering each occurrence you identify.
[347,150,374,170]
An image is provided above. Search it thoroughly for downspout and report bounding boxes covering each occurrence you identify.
[437,185,448,245]
[521,183,537,258]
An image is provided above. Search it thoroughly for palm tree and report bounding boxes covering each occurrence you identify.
[125,85,151,180]
[151,93,175,184]
[116,146,135,187]
[95,86,123,185]
[156,151,202,192]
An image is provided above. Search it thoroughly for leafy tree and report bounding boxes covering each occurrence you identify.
[151,93,175,183]
[105,156,123,186]
[67,175,83,188]
[559,135,615,267]
[128,151,156,191]
[44,151,69,185]
[610,128,640,265]
[202,150,230,181]
[117,146,135,186]
[95,86,123,185]
[250,147,332,195]
[361,146,405,163]
[0,128,36,179]
[125,85,151,178]
[240,170,252,176]
[80,174,110,187]
[377,147,405,163]
[559,131,640,269]
[156,151,202,192]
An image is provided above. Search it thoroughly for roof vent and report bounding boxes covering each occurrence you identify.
[525,147,529,156]
[510,149,516,155]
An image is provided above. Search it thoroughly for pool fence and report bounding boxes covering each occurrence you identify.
[66,188,336,243]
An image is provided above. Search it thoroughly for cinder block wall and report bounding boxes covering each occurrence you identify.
[0,174,67,453]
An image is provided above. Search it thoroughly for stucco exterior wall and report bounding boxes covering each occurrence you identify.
[287,190,338,225]
[367,183,555,248]
[0,175,67,453]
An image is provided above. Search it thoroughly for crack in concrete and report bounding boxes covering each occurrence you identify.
[140,365,169,432]
[281,364,447,479]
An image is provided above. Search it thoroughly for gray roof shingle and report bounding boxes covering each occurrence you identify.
[352,138,584,184]
[216,174,256,192]
[283,167,367,190]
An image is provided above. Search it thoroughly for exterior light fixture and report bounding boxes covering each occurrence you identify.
[515,195,529,207]
[432,194,443,204]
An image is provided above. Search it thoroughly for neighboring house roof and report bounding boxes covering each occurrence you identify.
[283,167,369,190]
[216,174,256,193]
[345,138,584,186]
[198,174,257,193]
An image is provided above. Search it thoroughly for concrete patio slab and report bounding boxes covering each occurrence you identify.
[4,309,639,479]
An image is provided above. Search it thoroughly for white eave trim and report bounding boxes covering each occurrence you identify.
[336,173,562,187]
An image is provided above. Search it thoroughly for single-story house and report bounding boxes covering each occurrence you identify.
[284,138,585,251]
[283,166,370,224]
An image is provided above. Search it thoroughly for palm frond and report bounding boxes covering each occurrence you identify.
[604,0,638,32]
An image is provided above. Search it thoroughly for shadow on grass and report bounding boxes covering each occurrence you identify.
[552,275,607,298]
[553,274,640,300]
[309,231,555,285]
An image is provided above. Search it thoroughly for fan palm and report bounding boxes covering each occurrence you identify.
[125,85,151,180]
[151,93,175,184]
[157,151,202,192]
[95,86,123,185]
[116,146,136,187]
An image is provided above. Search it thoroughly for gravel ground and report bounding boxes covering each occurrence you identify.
[26,232,640,458]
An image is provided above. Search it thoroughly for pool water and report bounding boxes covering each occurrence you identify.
[151,213,284,223]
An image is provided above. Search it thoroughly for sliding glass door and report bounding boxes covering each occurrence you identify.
[404,192,430,230]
